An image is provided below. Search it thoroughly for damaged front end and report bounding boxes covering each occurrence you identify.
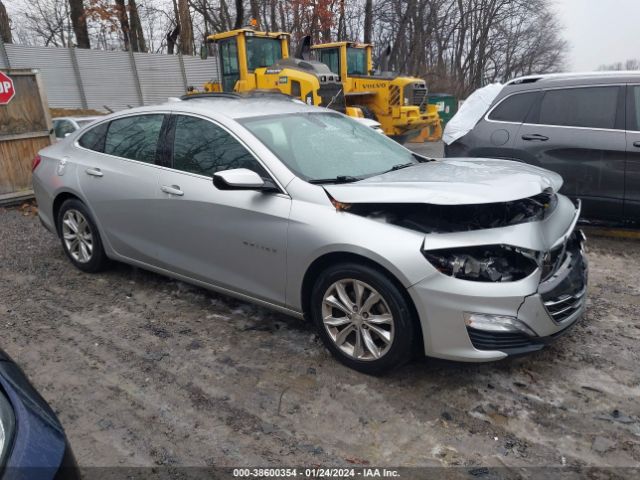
[326,189,561,283]
[422,245,538,282]
[345,189,558,234]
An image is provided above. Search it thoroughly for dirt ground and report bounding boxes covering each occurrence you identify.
[0,206,639,475]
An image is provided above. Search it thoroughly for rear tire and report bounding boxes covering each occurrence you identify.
[310,263,416,375]
[57,199,109,273]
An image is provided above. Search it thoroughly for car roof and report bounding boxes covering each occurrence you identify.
[53,116,102,122]
[502,71,640,91]
[123,92,325,120]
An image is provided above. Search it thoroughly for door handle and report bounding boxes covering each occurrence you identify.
[85,168,103,177]
[521,134,549,141]
[161,185,184,196]
[633,141,640,148]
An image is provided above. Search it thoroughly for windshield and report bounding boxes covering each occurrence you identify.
[347,47,367,75]
[246,37,282,71]
[240,112,417,182]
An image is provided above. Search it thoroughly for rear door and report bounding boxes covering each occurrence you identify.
[625,84,640,222]
[155,113,291,304]
[514,85,626,222]
[465,90,540,158]
[76,114,165,264]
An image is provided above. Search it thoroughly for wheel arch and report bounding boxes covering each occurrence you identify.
[300,251,423,347]
[52,191,84,236]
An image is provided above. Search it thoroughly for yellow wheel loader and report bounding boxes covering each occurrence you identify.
[310,41,442,142]
[197,28,362,117]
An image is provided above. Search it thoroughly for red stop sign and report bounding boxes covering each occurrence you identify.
[0,72,15,105]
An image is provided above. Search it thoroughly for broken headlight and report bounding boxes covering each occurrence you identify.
[423,245,539,282]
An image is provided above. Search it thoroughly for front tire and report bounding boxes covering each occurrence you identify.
[310,263,416,374]
[57,199,109,273]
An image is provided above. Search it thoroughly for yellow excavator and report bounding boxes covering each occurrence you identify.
[198,27,362,117]
[310,41,442,142]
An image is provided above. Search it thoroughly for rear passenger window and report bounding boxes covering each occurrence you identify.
[78,122,109,152]
[538,87,619,129]
[104,114,164,163]
[488,92,538,122]
[172,115,268,177]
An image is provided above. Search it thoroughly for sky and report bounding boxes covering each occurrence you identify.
[552,0,640,71]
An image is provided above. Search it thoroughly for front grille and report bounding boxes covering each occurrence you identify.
[318,83,345,112]
[412,87,428,112]
[540,231,588,324]
[543,285,587,323]
[467,328,537,351]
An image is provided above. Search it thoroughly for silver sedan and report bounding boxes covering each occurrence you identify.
[32,94,587,374]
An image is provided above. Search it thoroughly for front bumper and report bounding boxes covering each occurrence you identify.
[408,213,588,362]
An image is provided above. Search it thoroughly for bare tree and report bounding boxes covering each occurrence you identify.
[249,0,260,26]
[68,0,90,48]
[599,59,640,71]
[114,0,131,50]
[0,0,11,43]
[177,0,193,54]
[363,0,372,43]
[234,0,243,29]
[128,0,146,51]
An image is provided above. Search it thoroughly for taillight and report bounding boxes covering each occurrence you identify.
[32,154,41,172]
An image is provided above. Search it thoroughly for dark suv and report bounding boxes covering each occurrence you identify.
[445,72,640,224]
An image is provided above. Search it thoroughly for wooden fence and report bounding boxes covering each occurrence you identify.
[0,69,53,203]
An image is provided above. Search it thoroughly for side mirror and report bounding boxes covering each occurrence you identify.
[213,168,277,192]
[64,132,71,138]
[200,44,208,60]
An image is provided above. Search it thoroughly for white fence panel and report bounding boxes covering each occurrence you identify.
[76,49,140,111]
[183,55,219,89]
[135,52,185,105]
[4,44,84,109]
[0,44,221,112]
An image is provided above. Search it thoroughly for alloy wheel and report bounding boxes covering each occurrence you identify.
[61,209,94,263]
[321,279,395,361]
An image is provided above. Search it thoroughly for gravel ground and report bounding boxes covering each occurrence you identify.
[407,140,444,158]
[1,206,639,474]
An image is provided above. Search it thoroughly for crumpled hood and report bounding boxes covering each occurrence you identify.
[324,158,563,205]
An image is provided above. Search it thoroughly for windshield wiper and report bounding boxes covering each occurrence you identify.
[308,175,360,185]
[389,162,416,171]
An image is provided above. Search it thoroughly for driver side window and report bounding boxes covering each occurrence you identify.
[171,115,268,178]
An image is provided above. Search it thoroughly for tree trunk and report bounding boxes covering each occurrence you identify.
[249,0,260,27]
[270,0,277,31]
[234,0,244,29]
[363,0,373,43]
[0,0,11,44]
[115,0,131,51]
[337,0,345,41]
[166,23,180,54]
[68,0,91,48]
[178,0,193,55]
[128,0,147,52]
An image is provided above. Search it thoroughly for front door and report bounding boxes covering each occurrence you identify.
[219,39,240,92]
[514,85,626,222]
[155,114,291,304]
